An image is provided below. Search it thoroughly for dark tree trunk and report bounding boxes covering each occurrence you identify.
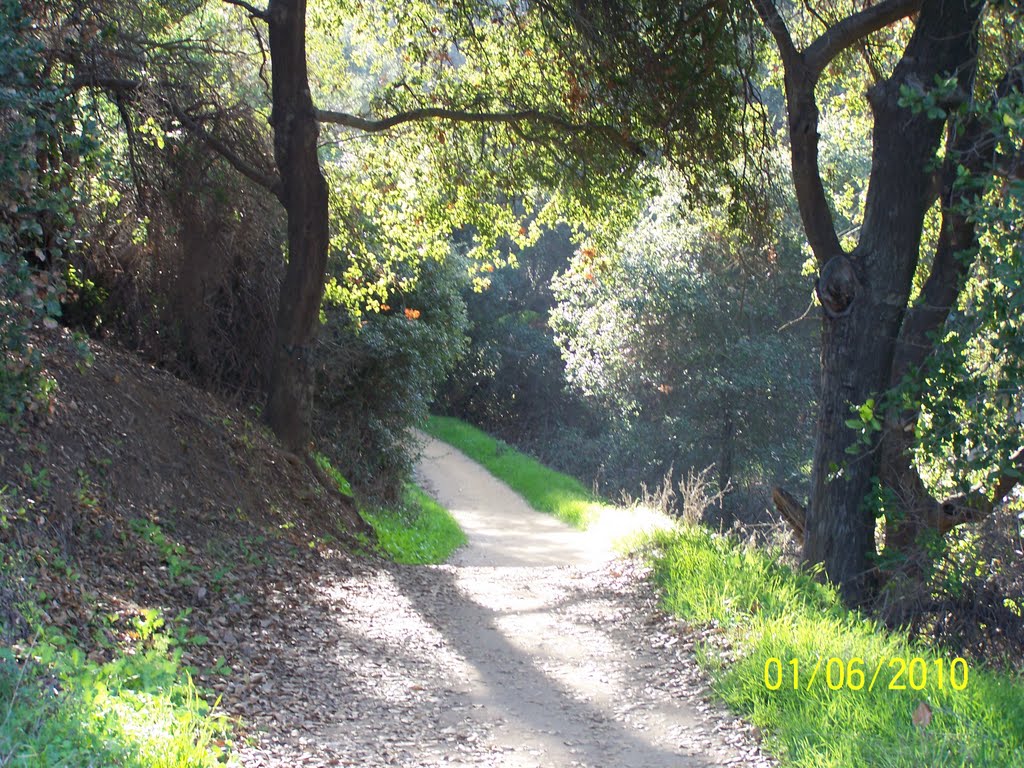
[263,0,330,452]
[754,0,985,603]
[804,0,981,603]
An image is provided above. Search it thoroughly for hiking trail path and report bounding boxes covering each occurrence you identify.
[237,434,773,768]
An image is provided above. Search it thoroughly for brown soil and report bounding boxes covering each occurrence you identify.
[0,329,364,663]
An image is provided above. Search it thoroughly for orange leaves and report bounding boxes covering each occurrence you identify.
[564,73,588,111]
[577,245,604,281]
[404,308,421,320]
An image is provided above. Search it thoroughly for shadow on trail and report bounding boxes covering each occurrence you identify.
[398,563,710,768]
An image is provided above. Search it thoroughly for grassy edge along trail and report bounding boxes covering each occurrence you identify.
[424,415,613,529]
[314,453,466,565]
[426,416,1024,768]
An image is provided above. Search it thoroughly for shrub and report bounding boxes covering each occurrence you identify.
[0,1,81,419]
[316,257,468,501]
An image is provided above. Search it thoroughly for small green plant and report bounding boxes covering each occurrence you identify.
[362,485,467,564]
[20,464,50,495]
[74,469,100,512]
[129,518,194,581]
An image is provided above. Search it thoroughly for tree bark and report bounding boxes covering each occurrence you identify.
[263,0,330,452]
[757,0,983,603]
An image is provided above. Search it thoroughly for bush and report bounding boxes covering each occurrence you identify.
[316,257,468,501]
[0,1,81,419]
[67,108,284,399]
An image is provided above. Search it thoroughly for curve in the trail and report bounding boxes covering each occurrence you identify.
[236,432,771,767]
[413,433,616,567]
[402,432,771,768]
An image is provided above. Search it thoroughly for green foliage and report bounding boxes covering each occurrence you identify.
[316,257,469,501]
[362,485,466,565]
[0,629,235,767]
[425,415,610,529]
[910,86,1024,504]
[301,0,763,299]
[642,525,1024,768]
[129,518,195,582]
[549,169,817,503]
[0,0,82,419]
[436,225,601,449]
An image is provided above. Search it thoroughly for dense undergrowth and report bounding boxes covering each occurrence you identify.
[429,416,1024,768]
[0,625,235,767]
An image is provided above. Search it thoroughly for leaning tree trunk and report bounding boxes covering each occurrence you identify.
[264,0,330,452]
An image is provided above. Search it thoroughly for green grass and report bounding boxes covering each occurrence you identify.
[362,484,467,564]
[641,525,1024,768]
[419,422,1024,765]
[1,630,235,767]
[424,415,612,529]
[315,452,465,564]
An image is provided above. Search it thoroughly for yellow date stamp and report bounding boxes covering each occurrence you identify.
[763,656,969,692]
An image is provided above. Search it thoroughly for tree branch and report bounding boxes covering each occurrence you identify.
[316,107,647,156]
[222,0,269,21]
[750,0,799,67]
[772,486,806,542]
[171,106,282,199]
[936,448,1024,533]
[68,74,144,94]
[805,0,922,77]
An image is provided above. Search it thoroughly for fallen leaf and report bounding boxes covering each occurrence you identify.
[912,700,932,729]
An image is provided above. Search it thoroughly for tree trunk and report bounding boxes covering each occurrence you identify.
[801,0,982,604]
[264,0,330,452]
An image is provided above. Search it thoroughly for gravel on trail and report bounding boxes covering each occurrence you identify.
[235,436,775,768]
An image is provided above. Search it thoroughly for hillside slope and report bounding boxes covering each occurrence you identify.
[1,329,367,675]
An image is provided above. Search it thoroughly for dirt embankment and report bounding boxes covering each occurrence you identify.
[0,330,362,671]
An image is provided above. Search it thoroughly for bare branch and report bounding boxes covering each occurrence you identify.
[805,0,921,76]
[772,486,806,542]
[317,107,647,156]
[172,106,282,199]
[222,0,269,21]
[68,74,143,93]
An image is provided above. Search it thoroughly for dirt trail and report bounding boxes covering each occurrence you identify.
[237,436,772,767]
[414,434,615,567]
